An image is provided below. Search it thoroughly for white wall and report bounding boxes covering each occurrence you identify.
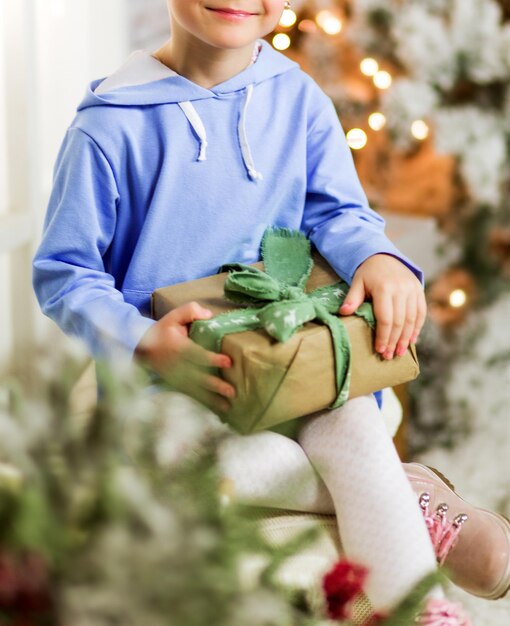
[0,0,132,373]
[0,7,12,370]
[34,0,130,196]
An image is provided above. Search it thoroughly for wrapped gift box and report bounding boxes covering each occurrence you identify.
[152,254,419,434]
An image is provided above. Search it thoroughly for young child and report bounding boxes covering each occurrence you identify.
[33,0,508,620]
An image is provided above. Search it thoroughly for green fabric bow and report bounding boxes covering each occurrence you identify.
[190,227,375,408]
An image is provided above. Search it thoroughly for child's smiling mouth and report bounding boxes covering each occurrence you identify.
[205,6,259,20]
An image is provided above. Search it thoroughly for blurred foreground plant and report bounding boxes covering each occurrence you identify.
[0,346,441,626]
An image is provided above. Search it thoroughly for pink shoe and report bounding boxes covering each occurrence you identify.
[405,462,510,600]
[416,598,472,626]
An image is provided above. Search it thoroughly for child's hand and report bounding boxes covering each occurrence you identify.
[135,302,236,414]
[338,254,426,360]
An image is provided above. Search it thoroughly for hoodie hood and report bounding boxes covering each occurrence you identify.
[78,40,298,109]
[78,40,298,181]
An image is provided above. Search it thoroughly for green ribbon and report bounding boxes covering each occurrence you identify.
[190,227,375,409]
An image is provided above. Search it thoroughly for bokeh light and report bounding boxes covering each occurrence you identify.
[360,58,379,77]
[346,128,368,150]
[368,112,386,131]
[449,289,467,308]
[373,70,392,89]
[279,9,297,28]
[411,119,430,140]
[272,33,291,51]
[315,10,342,35]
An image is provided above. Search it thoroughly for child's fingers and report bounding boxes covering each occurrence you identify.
[372,290,394,355]
[339,277,365,316]
[189,370,232,414]
[380,294,406,360]
[206,394,231,416]
[192,386,232,415]
[181,340,232,369]
[165,362,232,415]
[203,374,236,399]
[165,301,213,326]
[410,292,427,344]
[395,296,417,357]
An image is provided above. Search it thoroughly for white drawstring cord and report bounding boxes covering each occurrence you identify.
[178,84,263,181]
[238,84,263,181]
[178,101,208,161]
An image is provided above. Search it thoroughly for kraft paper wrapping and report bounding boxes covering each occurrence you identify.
[151,255,419,434]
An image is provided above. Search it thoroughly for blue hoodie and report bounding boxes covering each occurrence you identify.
[33,40,421,359]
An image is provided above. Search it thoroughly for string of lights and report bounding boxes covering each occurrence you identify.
[270,4,430,151]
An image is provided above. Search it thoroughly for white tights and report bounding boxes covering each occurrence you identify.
[217,396,441,612]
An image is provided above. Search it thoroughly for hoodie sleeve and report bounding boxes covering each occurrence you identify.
[301,96,423,285]
[33,127,155,359]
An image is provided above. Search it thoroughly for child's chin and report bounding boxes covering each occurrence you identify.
[204,32,260,51]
